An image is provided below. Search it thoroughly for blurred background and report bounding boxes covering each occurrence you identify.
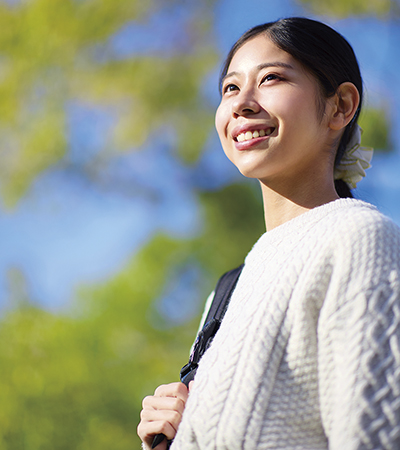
[0,0,398,448]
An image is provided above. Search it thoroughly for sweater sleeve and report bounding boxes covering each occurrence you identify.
[318,213,400,450]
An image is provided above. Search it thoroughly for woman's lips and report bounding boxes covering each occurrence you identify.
[236,127,274,142]
[233,127,275,150]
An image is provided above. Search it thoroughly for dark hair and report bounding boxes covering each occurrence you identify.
[219,17,363,198]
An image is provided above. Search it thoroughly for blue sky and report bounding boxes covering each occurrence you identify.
[1,0,399,311]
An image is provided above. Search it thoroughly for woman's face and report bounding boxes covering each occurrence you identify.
[215,35,334,187]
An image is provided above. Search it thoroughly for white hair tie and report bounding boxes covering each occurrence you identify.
[334,124,373,189]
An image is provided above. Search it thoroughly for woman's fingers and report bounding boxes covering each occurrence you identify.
[137,413,174,450]
[138,382,190,449]
[137,414,177,440]
[140,408,183,436]
[142,394,186,416]
[154,382,189,403]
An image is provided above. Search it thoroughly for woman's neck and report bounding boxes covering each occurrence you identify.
[260,179,339,231]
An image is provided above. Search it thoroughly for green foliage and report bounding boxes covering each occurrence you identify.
[298,0,393,17]
[0,0,222,447]
[0,0,217,206]
[0,237,198,449]
[194,183,265,274]
[86,53,216,155]
[359,106,391,151]
[0,180,264,449]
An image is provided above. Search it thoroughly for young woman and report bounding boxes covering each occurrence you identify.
[138,17,400,449]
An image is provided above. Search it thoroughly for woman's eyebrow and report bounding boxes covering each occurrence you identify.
[257,62,294,71]
[222,62,294,85]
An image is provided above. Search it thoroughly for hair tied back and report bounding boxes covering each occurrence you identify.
[334,124,373,189]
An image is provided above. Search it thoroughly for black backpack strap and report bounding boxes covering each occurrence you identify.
[204,264,244,324]
[180,264,244,386]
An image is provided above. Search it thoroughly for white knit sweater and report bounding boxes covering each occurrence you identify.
[171,199,400,450]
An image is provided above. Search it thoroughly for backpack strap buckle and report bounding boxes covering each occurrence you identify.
[180,318,221,386]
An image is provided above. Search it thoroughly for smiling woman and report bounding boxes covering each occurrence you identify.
[138,17,400,450]
[215,35,347,218]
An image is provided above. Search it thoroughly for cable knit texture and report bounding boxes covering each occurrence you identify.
[171,199,400,450]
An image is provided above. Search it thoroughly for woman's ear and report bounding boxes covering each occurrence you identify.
[328,82,360,131]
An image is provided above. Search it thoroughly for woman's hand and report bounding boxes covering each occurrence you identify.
[137,381,192,450]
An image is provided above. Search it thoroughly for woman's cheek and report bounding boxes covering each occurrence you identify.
[215,104,228,140]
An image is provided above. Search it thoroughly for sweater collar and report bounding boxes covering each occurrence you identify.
[252,198,376,248]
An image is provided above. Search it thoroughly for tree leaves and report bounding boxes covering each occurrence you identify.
[0,0,216,206]
[298,0,393,17]
[359,106,391,151]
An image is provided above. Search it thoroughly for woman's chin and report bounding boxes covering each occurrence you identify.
[236,164,272,181]
[238,169,262,180]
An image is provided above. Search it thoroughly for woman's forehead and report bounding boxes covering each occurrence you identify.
[226,35,310,82]
[227,35,296,73]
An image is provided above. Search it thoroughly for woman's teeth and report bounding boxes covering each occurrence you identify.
[236,128,272,142]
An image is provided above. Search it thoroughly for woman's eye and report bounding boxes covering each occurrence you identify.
[261,74,281,83]
[223,83,239,94]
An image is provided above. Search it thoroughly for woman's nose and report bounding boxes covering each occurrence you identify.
[232,89,260,118]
